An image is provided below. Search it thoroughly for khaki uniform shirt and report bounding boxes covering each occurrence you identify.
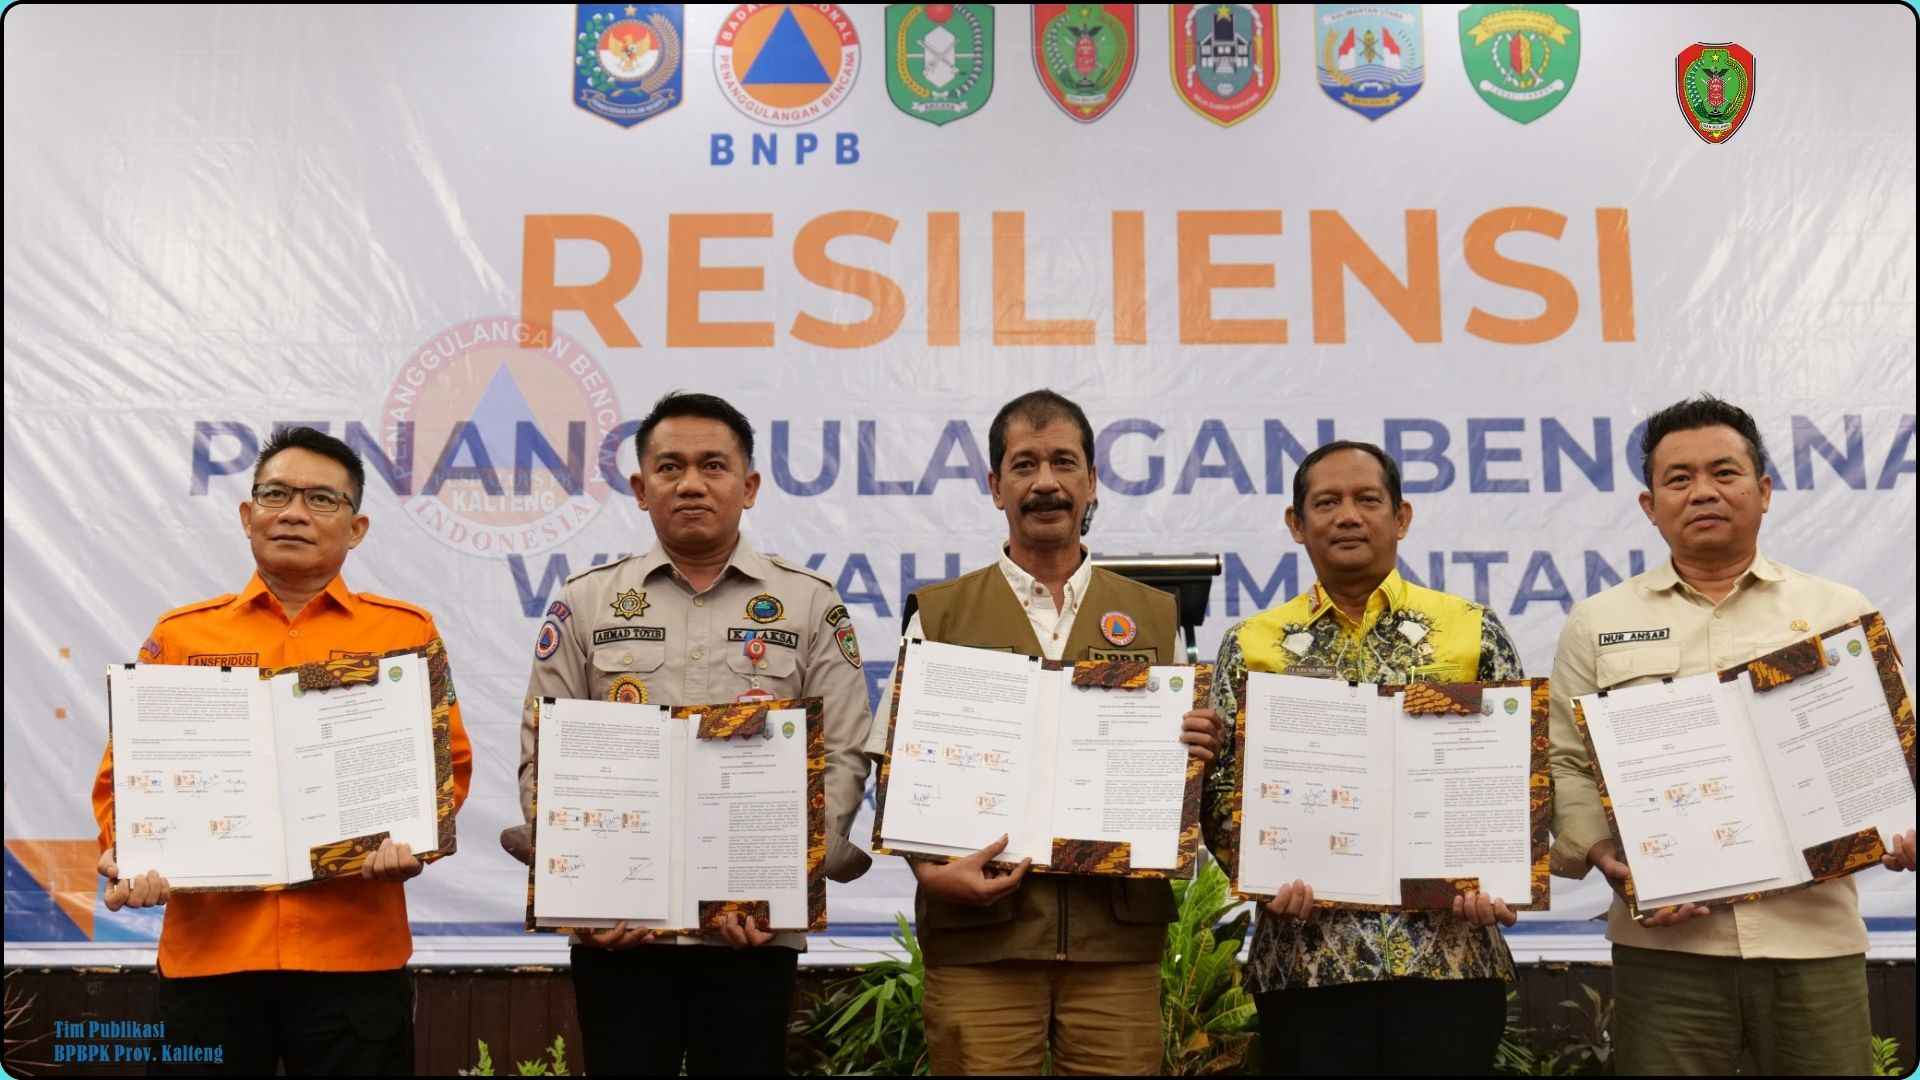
[1548,551,1877,958]
[518,537,874,947]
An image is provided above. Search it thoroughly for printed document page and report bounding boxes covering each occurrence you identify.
[1051,666,1191,870]
[269,652,438,882]
[880,641,1049,859]
[1238,673,1395,904]
[681,706,810,928]
[532,698,674,924]
[108,664,282,887]
[1578,674,1795,905]
[1392,685,1534,902]
[1741,625,1916,856]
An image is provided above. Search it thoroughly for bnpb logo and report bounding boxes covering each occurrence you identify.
[384,319,624,558]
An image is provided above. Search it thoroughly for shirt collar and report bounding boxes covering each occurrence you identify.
[1642,550,1784,595]
[234,572,357,616]
[638,535,771,588]
[1307,570,1407,626]
[998,546,1092,610]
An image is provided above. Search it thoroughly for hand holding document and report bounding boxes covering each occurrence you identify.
[1232,672,1550,912]
[107,652,444,891]
[871,640,1207,877]
[528,697,826,934]
[1572,613,1916,915]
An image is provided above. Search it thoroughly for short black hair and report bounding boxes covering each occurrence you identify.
[1291,440,1403,517]
[988,390,1096,474]
[634,391,756,467]
[255,426,365,507]
[1640,394,1768,487]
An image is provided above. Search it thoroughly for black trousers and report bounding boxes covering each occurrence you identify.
[570,943,798,1076]
[1255,976,1508,1075]
[149,969,412,1076]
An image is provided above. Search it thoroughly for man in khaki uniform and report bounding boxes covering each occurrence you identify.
[865,389,1223,1075]
[510,392,873,1076]
[1548,395,1917,1075]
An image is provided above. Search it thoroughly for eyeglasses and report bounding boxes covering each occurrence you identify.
[251,483,356,514]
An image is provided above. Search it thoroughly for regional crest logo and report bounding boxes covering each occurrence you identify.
[715,4,861,126]
[886,4,994,126]
[1033,4,1138,123]
[1171,5,1277,127]
[1315,4,1424,121]
[1676,42,1754,144]
[574,4,684,128]
[1458,5,1579,124]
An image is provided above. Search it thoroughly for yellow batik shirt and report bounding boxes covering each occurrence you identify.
[1201,571,1526,992]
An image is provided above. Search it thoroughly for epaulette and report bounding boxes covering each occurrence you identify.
[357,592,435,622]
[565,554,640,586]
[766,554,835,589]
[154,595,238,623]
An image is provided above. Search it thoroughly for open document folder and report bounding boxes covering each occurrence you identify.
[1573,613,1915,916]
[871,639,1208,878]
[108,649,453,890]
[526,696,827,934]
[1227,672,1552,912]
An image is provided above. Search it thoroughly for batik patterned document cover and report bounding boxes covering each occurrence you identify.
[1229,677,1551,912]
[1571,613,1908,917]
[524,697,826,935]
[871,641,1211,879]
[107,642,458,893]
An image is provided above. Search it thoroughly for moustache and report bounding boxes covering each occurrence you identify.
[1021,497,1075,514]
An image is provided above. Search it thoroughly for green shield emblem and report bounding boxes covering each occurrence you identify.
[1458,5,1579,124]
[886,4,995,126]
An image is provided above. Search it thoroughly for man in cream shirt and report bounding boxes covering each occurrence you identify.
[1548,395,1917,1075]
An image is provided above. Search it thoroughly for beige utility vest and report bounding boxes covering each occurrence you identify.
[912,564,1181,966]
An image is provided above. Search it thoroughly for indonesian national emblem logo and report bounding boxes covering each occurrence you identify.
[1315,4,1424,121]
[1171,5,1278,127]
[574,4,684,127]
[715,4,861,125]
[1676,42,1754,144]
[1032,4,1139,123]
[1458,5,1579,124]
[886,4,994,125]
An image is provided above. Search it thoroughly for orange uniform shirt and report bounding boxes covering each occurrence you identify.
[91,573,473,977]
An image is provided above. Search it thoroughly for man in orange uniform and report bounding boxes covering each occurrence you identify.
[90,426,473,1075]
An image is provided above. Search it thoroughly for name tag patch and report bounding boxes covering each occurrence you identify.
[1598,628,1670,647]
[1088,647,1156,662]
[593,626,667,645]
[728,627,798,649]
[187,652,259,666]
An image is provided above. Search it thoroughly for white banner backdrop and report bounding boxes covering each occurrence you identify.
[4,4,1913,964]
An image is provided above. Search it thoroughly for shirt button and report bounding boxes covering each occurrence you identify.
[691,648,704,661]
[621,654,633,666]
[694,597,704,608]
[288,629,299,638]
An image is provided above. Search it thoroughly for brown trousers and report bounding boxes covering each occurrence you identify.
[923,960,1162,1076]
[1612,945,1875,1075]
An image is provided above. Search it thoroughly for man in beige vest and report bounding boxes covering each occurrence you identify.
[865,389,1223,1075]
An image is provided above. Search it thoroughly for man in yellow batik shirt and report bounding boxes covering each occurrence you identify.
[1201,440,1525,1076]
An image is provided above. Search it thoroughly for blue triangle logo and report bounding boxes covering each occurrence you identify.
[741,6,831,85]
[470,362,543,466]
